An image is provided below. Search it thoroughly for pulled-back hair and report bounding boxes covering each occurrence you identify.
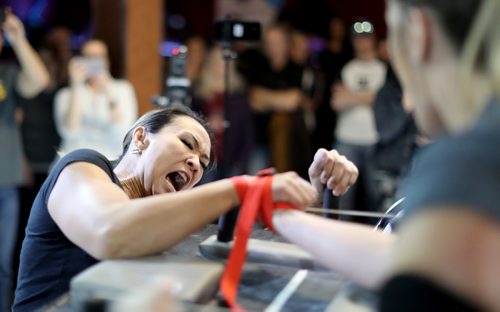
[398,0,481,51]
[117,104,216,168]
[398,0,500,98]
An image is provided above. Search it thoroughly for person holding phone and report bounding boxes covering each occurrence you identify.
[54,39,138,159]
[0,8,50,312]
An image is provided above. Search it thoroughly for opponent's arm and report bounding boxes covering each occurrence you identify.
[385,209,500,310]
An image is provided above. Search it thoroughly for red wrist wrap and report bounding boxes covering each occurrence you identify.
[221,169,297,311]
[229,176,249,205]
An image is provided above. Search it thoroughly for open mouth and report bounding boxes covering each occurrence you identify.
[166,171,189,192]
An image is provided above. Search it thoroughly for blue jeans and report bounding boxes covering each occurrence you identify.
[0,187,19,312]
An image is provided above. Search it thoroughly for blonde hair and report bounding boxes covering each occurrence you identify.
[195,46,246,100]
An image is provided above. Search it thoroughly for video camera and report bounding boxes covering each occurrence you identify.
[214,20,261,42]
[152,45,191,107]
[153,18,260,109]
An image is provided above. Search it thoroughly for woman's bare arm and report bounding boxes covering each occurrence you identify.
[48,162,315,260]
[47,162,239,259]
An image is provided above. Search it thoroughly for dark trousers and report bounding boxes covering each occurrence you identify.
[0,187,19,312]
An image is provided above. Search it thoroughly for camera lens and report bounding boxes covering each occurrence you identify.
[233,23,244,38]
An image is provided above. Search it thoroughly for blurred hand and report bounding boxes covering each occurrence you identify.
[22,155,34,187]
[308,148,358,197]
[330,83,354,111]
[272,171,317,209]
[2,11,26,47]
[402,92,414,113]
[69,57,88,85]
[92,70,112,92]
[280,90,302,112]
[207,112,225,135]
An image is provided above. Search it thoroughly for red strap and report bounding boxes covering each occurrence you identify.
[230,176,249,204]
[221,173,297,311]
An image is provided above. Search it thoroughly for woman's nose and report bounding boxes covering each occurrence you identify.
[186,157,201,173]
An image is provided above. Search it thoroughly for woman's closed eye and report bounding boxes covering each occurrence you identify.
[181,139,194,150]
[181,138,209,170]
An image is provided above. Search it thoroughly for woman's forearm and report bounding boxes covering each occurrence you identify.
[273,210,395,289]
[97,179,239,259]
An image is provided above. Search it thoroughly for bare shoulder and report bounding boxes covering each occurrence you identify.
[54,161,115,187]
[48,161,127,216]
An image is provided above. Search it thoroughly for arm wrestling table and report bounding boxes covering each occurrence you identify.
[42,224,377,312]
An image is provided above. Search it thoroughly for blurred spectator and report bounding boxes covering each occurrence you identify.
[0,11,49,312]
[321,17,353,80]
[192,46,254,181]
[15,27,73,297]
[377,37,390,63]
[19,28,71,182]
[372,65,418,211]
[331,20,386,221]
[43,27,73,86]
[289,29,311,66]
[185,36,207,85]
[317,17,353,150]
[289,28,324,149]
[238,24,311,178]
[54,39,137,159]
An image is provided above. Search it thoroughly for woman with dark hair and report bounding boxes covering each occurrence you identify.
[12,104,328,311]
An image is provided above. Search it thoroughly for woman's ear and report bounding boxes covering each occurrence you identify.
[407,7,433,64]
[132,126,149,152]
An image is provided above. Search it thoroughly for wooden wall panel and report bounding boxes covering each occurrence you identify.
[125,0,163,115]
[94,0,125,78]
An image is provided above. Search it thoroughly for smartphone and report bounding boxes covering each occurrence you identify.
[214,20,261,42]
[75,57,105,76]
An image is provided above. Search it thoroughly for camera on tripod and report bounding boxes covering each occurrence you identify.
[214,20,261,42]
[152,45,192,107]
[153,18,260,109]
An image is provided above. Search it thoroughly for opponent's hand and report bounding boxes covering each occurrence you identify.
[272,171,317,209]
[308,148,358,197]
[331,83,355,111]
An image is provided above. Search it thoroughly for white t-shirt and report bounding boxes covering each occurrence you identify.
[335,59,386,145]
[54,79,137,159]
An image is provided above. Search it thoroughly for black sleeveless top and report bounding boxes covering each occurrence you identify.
[13,149,122,312]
